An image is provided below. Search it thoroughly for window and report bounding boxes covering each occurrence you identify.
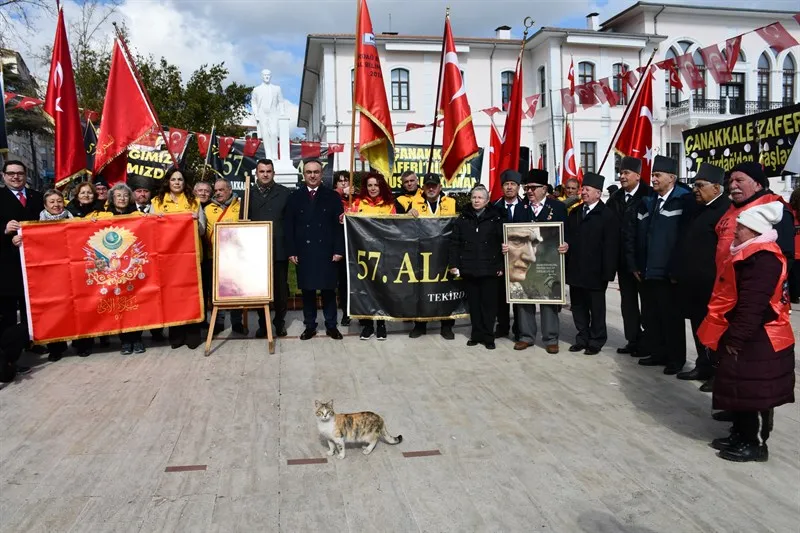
[538,143,548,172]
[758,52,771,108]
[692,50,706,105]
[460,69,466,90]
[580,142,596,173]
[578,62,595,85]
[614,153,622,177]
[350,68,355,98]
[501,70,514,108]
[538,66,547,108]
[667,143,682,180]
[612,63,629,106]
[664,49,680,106]
[391,68,410,110]
[783,55,796,106]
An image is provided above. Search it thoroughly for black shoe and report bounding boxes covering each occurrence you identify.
[719,441,768,463]
[276,326,288,337]
[376,323,387,341]
[440,327,455,340]
[360,326,375,340]
[151,329,165,341]
[568,344,586,352]
[712,410,735,422]
[485,342,496,350]
[326,328,343,340]
[120,344,133,355]
[213,323,224,335]
[663,364,684,375]
[300,328,317,340]
[186,339,201,350]
[232,323,246,335]
[584,347,600,355]
[699,378,714,393]
[677,368,712,381]
[28,344,48,355]
[638,356,666,366]
[255,328,267,339]
[467,339,479,346]
[98,336,110,347]
[77,349,91,358]
[341,316,351,327]
[48,352,63,362]
[15,365,32,375]
[494,328,509,338]
[170,343,184,349]
[133,342,146,354]
[711,433,741,451]
[616,344,636,354]
[409,326,426,339]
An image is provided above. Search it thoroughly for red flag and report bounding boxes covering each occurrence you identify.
[167,127,189,161]
[20,214,203,343]
[617,66,637,99]
[755,22,799,53]
[576,165,584,185]
[488,122,503,202]
[524,94,540,119]
[218,136,235,159]
[560,87,577,114]
[243,137,261,158]
[567,58,575,96]
[15,96,42,110]
[724,35,742,73]
[94,39,163,184]
[615,68,654,184]
[575,84,598,110]
[197,132,213,158]
[3,92,14,105]
[656,58,683,92]
[596,78,618,107]
[300,141,322,159]
[481,107,502,117]
[354,0,395,177]
[794,13,800,25]
[328,143,345,154]
[438,17,478,183]
[562,123,579,184]
[405,122,426,131]
[675,52,705,90]
[497,53,523,188]
[699,44,732,84]
[537,155,543,170]
[43,8,86,188]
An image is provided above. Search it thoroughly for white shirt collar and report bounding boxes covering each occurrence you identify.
[307,186,318,192]
[584,200,599,213]
[625,183,639,197]
[658,187,674,202]
[705,192,723,206]
[504,198,518,206]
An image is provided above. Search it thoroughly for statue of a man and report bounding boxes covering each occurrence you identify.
[251,69,285,159]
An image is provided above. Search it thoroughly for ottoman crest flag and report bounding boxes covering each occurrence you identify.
[354,0,395,177]
[615,67,654,183]
[44,7,86,188]
[438,15,478,184]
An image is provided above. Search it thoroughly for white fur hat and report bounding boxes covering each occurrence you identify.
[736,201,784,235]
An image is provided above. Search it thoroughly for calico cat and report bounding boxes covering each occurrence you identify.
[315,400,402,459]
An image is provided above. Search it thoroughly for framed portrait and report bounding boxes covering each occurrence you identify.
[213,221,273,304]
[504,222,566,305]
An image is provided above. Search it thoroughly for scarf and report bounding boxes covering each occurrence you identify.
[211,193,237,209]
[729,229,778,255]
[39,209,73,221]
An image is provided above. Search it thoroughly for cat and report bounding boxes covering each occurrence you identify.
[315,400,402,459]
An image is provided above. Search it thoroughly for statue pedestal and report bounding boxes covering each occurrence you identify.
[273,116,298,186]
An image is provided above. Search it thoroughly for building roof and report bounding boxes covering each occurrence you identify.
[601,1,798,29]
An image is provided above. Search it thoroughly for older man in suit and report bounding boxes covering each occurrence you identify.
[285,159,345,340]
[493,169,525,339]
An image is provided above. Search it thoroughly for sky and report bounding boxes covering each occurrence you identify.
[3,0,798,130]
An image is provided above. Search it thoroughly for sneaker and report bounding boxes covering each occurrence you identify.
[16,365,32,375]
[360,326,375,340]
[133,342,146,354]
[376,323,387,341]
[120,344,133,355]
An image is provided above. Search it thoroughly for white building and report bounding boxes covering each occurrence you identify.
[298,2,799,189]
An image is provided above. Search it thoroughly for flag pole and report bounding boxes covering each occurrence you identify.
[348,0,362,209]
[598,48,656,173]
[200,122,215,183]
[549,89,557,179]
[111,22,178,170]
[425,7,449,178]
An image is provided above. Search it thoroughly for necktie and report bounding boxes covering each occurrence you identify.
[625,193,632,204]
[139,205,146,213]
[657,198,665,212]
[583,205,589,217]
[308,189,316,201]
[17,191,26,207]
[533,203,542,217]
[506,203,513,221]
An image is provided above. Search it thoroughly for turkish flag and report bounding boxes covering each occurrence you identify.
[700,44,732,84]
[524,94,540,119]
[300,141,322,158]
[562,123,579,184]
[488,122,503,202]
[354,0,395,177]
[15,96,43,110]
[43,8,86,188]
[95,39,162,184]
[439,16,478,183]
[567,58,575,96]
[20,213,203,343]
[656,58,683,91]
[218,136,235,159]
[497,53,523,189]
[481,106,502,117]
[243,137,261,158]
[724,35,742,73]
[560,87,577,114]
[3,91,14,105]
[197,132,213,158]
[537,155,543,170]
[615,68,654,184]
[328,143,345,154]
[755,22,799,53]
[617,67,637,100]
[675,52,705,90]
[167,127,189,161]
[575,84,598,110]
[596,78,618,107]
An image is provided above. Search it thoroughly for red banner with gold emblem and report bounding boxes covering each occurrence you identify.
[19,213,203,343]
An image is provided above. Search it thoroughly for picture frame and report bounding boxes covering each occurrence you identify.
[213,221,273,305]
[504,222,566,305]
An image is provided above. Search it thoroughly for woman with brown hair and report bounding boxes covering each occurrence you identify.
[66,181,101,218]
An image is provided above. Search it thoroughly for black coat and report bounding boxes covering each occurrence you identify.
[514,197,568,223]
[493,197,526,223]
[284,185,344,290]
[565,201,619,290]
[0,187,44,297]
[448,206,504,278]
[673,194,731,288]
[606,182,652,273]
[248,183,291,260]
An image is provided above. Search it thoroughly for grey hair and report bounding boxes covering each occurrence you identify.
[470,185,489,200]
[109,183,134,206]
[42,188,64,202]
[214,178,232,190]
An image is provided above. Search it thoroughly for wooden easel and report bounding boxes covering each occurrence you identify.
[204,302,274,355]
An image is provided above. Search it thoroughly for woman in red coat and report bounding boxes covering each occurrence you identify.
[698,201,795,463]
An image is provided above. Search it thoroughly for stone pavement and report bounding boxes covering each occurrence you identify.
[0,284,798,532]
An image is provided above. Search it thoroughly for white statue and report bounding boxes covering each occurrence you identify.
[251,69,286,159]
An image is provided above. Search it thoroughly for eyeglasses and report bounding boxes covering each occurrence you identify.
[3,171,25,177]
[523,185,542,191]
[692,182,711,189]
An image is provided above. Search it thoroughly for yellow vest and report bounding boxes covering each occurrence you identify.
[151,192,200,214]
[395,189,423,212]
[349,197,396,215]
[410,194,457,217]
[204,197,241,247]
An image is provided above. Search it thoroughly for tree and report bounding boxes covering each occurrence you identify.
[0,0,54,45]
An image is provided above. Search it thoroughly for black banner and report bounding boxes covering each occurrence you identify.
[345,216,467,320]
[682,103,800,175]
[389,144,484,193]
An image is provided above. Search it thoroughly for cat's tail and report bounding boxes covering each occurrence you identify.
[381,425,403,445]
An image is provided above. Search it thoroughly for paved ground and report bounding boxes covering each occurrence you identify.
[1,284,798,532]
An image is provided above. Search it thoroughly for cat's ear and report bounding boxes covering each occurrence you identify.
[329,399,334,407]
[314,400,321,408]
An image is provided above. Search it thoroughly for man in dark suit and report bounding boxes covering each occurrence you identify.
[492,169,524,339]
[564,172,619,355]
[285,158,344,340]
[511,169,568,353]
[0,160,45,334]
[605,156,652,356]
[673,163,730,390]
[248,158,292,338]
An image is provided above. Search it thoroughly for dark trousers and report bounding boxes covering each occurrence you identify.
[48,341,68,355]
[570,286,608,349]
[201,259,212,319]
[465,276,499,344]
[256,260,289,330]
[683,283,714,372]
[790,260,800,300]
[495,282,519,337]
[359,319,385,328]
[617,271,643,348]
[641,279,686,367]
[302,289,338,330]
[732,409,774,444]
[0,296,27,337]
[337,260,349,317]
[168,323,201,348]
[412,320,455,331]
[120,331,143,344]
[0,324,27,382]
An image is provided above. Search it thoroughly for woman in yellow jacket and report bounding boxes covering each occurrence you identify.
[347,173,396,340]
[150,168,206,350]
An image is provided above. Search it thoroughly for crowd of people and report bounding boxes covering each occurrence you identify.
[1,154,798,462]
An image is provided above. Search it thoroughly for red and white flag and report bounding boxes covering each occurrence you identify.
[44,7,86,188]
[675,52,705,90]
[438,16,479,183]
[700,44,732,84]
[567,58,575,96]
[724,35,742,73]
[524,94,540,119]
[562,123,579,183]
[596,78,619,107]
[657,58,683,92]
[218,136,235,159]
[243,137,261,158]
[496,52,524,194]
[616,66,637,100]
[197,132,213,158]
[575,83,598,110]
[167,127,189,161]
[615,68,654,184]
[15,96,42,110]
[488,121,503,202]
[560,87,577,114]
[755,22,799,53]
